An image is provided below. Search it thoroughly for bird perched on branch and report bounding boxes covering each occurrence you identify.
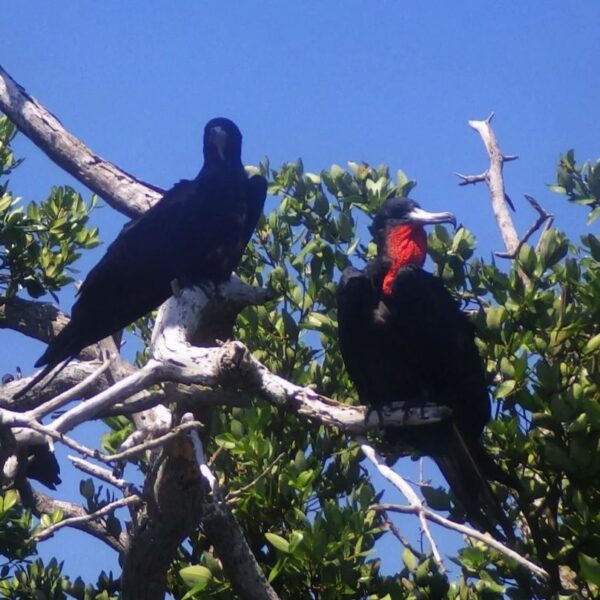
[21,118,266,392]
[337,197,513,539]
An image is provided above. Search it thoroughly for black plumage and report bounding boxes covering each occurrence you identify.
[337,197,513,539]
[34,117,266,370]
[25,444,61,490]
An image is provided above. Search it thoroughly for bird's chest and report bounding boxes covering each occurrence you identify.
[190,183,247,234]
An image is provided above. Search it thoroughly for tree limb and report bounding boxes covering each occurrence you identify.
[69,455,133,491]
[28,358,114,419]
[495,194,554,259]
[0,296,69,343]
[188,423,280,600]
[359,440,445,571]
[33,494,142,542]
[0,64,161,218]
[18,483,127,552]
[360,437,548,581]
[371,502,548,581]
[462,114,520,255]
[455,171,488,186]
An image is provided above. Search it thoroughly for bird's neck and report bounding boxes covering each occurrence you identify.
[198,160,245,180]
[381,224,427,296]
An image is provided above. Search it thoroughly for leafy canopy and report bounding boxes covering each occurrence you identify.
[1,119,599,598]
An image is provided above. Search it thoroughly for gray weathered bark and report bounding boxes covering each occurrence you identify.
[0,64,161,218]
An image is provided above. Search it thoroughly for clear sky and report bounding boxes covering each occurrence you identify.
[1,0,599,588]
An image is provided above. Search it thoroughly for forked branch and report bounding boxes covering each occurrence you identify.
[361,441,548,581]
[462,113,520,255]
[495,194,554,259]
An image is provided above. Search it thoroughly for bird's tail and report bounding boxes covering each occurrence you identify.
[34,318,81,369]
[13,319,82,399]
[12,357,72,400]
[430,423,514,541]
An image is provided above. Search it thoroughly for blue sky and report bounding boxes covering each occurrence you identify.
[2,0,599,588]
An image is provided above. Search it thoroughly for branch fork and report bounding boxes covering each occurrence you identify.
[459,114,553,287]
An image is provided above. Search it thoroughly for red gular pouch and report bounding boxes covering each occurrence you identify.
[381,224,427,297]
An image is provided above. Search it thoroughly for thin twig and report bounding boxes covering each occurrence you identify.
[21,485,127,552]
[227,453,286,503]
[359,439,445,571]
[495,194,554,259]
[69,456,132,491]
[371,503,548,581]
[107,420,205,462]
[381,515,426,560]
[29,358,113,419]
[2,409,204,467]
[455,171,488,186]
[33,495,142,542]
[7,417,102,460]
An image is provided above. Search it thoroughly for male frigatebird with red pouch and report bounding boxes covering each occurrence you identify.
[337,197,513,539]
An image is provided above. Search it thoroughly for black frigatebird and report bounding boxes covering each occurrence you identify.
[19,117,266,393]
[337,197,513,539]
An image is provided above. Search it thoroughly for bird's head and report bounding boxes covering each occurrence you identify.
[203,117,243,165]
[370,197,456,294]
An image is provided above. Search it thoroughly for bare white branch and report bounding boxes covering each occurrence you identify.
[371,502,549,581]
[181,412,217,493]
[359,440,445,570]
[69,456,132,491]
[33,495,142,542]
[29,358,113,419]
[495,194,554,259]
[455,171,488,186]
[0,64,160,217]
[466,117,520,255]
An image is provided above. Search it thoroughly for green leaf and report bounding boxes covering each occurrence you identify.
[79,479,94,500]
[230,419,244,439]
[586,234,600,261]
[268,558,285,583]
[458,546,486,570]
[486,306,505,330]
[213,433,236,449]
[179,565,212,590]
[588,206,600,224]
[303,312,335,332]
[421,485,451,510]
[288,531,304,555]
[402,547,417,572]
[494,380,516,399]
[547,184,567,194]
[537,229,567,270]
[584,332,600,354]
[265,532,290,554]
[579,553,600,586]
[518,244,537,275]
[1,490,18,512]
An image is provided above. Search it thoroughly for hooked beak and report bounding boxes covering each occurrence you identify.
[405,206,457,228]
[209,126,228,159]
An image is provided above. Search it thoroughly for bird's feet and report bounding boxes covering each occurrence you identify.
[364,406,386,430]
